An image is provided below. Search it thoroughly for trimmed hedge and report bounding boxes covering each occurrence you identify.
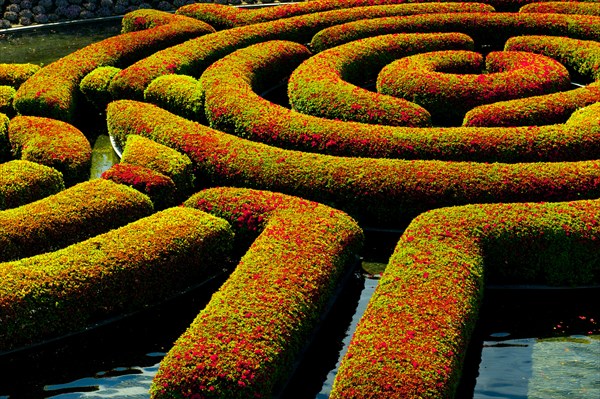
[520,1,600,16]
[0,206,233,353]
[330,199,600,399]
[151,187,363,399]
[0,178,153,262]
[0,64,41,88]
[377,50,571,123]
[178,1,495,28]
[144,74,204,122]
[107,100,600,227]
[120,134,195,198]
[310,12,600,52]
[287,33,477,126]
[504,35,600,81]
[8,116,92,186]
[101,163,177,210]
[0,113,9,161]
[463,82,600,126]
[79,66,122,110]
[0,160,64,211]
[193,39,600,162]
[110,2,493,100]
[0,86,15,117]
[13,10,215,123]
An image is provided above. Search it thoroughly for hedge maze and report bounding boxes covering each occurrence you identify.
[0,0,599,398]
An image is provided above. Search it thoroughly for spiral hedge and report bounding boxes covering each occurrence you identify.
[1,0,599,398]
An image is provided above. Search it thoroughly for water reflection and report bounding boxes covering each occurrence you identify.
[90,134,119,180]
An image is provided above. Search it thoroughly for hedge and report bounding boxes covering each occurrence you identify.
[0,160,64,211]
[151,187,363,399]
[310,12,600,52]
[0,178,153,262]
[144,74,205,122]
[101,163,177,210]
[177,1,495,29]
[79,66,122,110]
[0,113,9,161]
[13,10,215,123]
[192,39,600,162]
[287,33,477,126]
[0,206,233,353]
[107,100,600,227]
[8,116,92,186]
[109,2,493,100]
[0,86,15,117]
[377,50,571,123]
[330,199,600,399]
[520,1,600,16]
[504,35,600,81]
[119,134,195,198]
[0,64,41,89]
[463,81,600,126]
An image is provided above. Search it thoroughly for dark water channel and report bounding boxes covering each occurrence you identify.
[1,20,598,399]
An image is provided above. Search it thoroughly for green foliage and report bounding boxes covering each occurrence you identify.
[0,160,64,211]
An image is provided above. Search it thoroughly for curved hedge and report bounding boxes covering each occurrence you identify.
[0,113,9,161]
[310,12,600,52]
[0,206,233,353]
[101,163,177,210]
[0,64,41,89]
[109,2,493,100]
[504,35,600,81]
[8,116,92,186]
[13,10,215,123]
[377,50,571,123]
[177,1,495,28]
[0,86,15,117]
[79,66,122,110]
[0,179,153,262]
[287,33,477,126]
[520,1,600,16]
[120,134,195,198]
[107,100,600,227]
[144,74,204,122]
[151,187,363,399]
[195,40,600,162]
[0,160,64,211]
[463,82,600,126]
[330,199,600,398]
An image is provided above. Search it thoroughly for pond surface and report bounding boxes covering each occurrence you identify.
[0,19,121,65]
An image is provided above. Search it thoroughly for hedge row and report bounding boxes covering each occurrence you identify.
[0,113,8,161]
[0,160,64,211]
[463,81,600,126]
[330,199,600,398]
[504,35,600,81]
[0,64,41,89]
[0,179,153,262]
[151,187,363,399]
[0,86,15,117]
[79,66,122,110]
[8,116,92,186]
[0,206,233,353]
[188,39,600,162]
[177,1,495,29]
[287,33,476,126]
[520,1,600,16]
[144,73,204,121]
[107,100,600,227]
[376,50,571,123]
[101,163,177,209]
[310,12,600,52]
[109,2,493,100]
[120,134,195,197]
[13,10,214,123]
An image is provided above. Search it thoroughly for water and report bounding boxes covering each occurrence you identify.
[0,19,121,65]
[90,134,120,180]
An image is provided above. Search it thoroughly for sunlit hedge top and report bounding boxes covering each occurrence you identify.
[0,160,64,211]
[520,1,600,16]
[0,64,40,89]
